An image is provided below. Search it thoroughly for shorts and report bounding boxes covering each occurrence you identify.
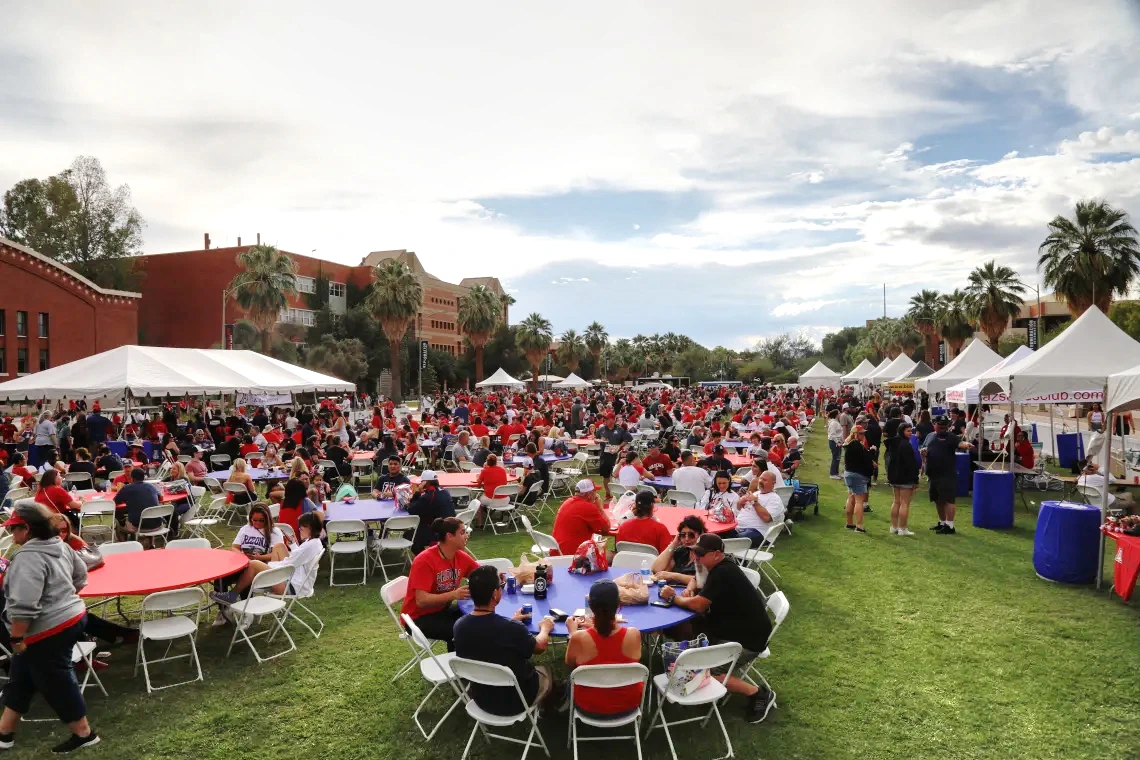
[599,453,618,479]
[709,639,760,676]
[929,476,956,504]
[889,482,917,490]
[843,472,870,495]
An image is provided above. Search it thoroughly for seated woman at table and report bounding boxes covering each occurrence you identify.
[287,454,310,481]
[39,448,69,478]
[650,514,706,583]
[616,490,672,553]
[324,434,352,483]
[376,435,400,462]
[565,580,644,719]
[225,458,257,506]
[238,434,261,464]
[69,447,98,484]
[1014,431,1035,472]
[768,433,788,468]
[471,453,509,526]
[699,470,739,517]
[260,443,283,471]
[278,478,322,535]
[616,450,655,488]
[472,436,492,467]
[159,434,180,461]
[400,516,478,650]
[34,469,83,533]
[212,511,323,610]
[230,504,287,564]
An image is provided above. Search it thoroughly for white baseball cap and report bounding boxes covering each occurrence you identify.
[420,470,439,482]
[575,479,596,494]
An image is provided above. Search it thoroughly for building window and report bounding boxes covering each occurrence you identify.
[329,281,346,298]
[17,348,28,374]
[278,308,316,327]
[0,347,5,374]
[295,276,316,294]
[37,312,48,338]
[0,310,5,336]
[39,349,49,371]
[16,311,27,337]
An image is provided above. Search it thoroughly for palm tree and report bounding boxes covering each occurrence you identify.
[906,289,942,367]
[937,289,974,357]
[500,293,516,323]
[965,260,1027,351]
[516,313,553,391]
[584,322,608,376]
[612,339,634,380]
[366,259,423,403]
[457,284,500,383]
[1038,199,1140,316]
[557,329,587,375]
[226,244,298,354]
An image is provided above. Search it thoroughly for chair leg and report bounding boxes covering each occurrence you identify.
[459,721,481,760]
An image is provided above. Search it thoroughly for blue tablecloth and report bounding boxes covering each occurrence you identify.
[972,470,1014,529]
[326,498,404,522]
[206,467,285,482]
[1033,500,1102,584]
[955,451,972,497]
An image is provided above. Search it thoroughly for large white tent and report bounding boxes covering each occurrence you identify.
[944,345,1033,404]
[797,361,842,390]
[979,307,1140,403]
[475,367,526,388]
[0,345,354,402]
[552,372,592,389]
[867,354,915,385]
[915,339,1002,395]
[841,358,876,384]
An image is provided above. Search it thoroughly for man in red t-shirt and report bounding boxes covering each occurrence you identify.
[641,442,675,476]
[400,517,479,647]
[552,480,613,555]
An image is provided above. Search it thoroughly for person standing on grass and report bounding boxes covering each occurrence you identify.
[842,426,875,534]
[827,409,844,480]
[886,423,919,536]
[920,415,973,535]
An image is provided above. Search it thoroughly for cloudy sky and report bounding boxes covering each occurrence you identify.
[4,1,1140,349]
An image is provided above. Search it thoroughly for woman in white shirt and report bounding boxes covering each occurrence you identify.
[699,471,740,514]
[211,512,324,605]
[617,451,653,488]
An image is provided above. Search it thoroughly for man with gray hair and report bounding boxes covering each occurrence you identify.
[736,471,785,547]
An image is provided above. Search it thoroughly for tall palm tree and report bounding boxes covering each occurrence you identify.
[584,322,608,376]
[500,293,516,323]
[937,289,975,356]
[366,259,423,403]
[226,244,298,354]
[1038,199,1140,316]
[612,338,634,380]
[556,329,587,375]
[516,313,553,391]
[965,260,1027,351]
[906,289,942,367]
[457,284,500,383]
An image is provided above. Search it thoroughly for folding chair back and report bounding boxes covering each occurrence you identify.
[383,515,420,535]
[209,454,231,470]
[570,661,648,691]
[768,590,790,629]
[741,566,762,588]
[614,541,657,556]
[774,485,794,508]
[64,472,94,489]
[142,587,205,614]
[610,551,651,569]
[478,557,514,574]
[250,565,294,593]
[492,483,522,499]
[669,641,742,679]
[451,657,521,689]
[455,504,479,527]
[167,538,211,550]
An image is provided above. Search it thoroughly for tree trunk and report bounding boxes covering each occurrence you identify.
[260,325,272,355]
[474,345,485,383]
[531,361,540,392]
[986,331,1000,352]
[389,340,403,403]
[566,358,579,374]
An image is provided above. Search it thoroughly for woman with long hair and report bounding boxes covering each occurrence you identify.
[699,470,739,516]
[211,512,324,607]
[33,469,82,533]
[278,478,321,536]
[565,580,643,719]
[842,426,875,534]
[886,423,919,536]
[226,458,256,506]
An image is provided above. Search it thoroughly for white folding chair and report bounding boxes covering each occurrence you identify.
[487,484,522,534]
[544,555,575,569]
[402,614,465,740]
[351,458,374,487]
[166,537,211,550]
[275,522,298,544]
[520,515,561,557]
[645,642,742,760]
[209,454,231,470]
[281,545,326,639]
[182,486,224,546]
[327,519,369,586]
[134,587,206,692]
[742,591,789,696]
[450,657,550,760]
[752,522,786,590]
[479,557,515,574]
[614,541,658,556]
[79,499,116,546]
[455,504,480,529]
[665,490,699,508]
[63,472,94,490]
[610,551,651,570]
[373,515,420,583]
[446,486,473,507]
[222,482,253,526]
[568,663,649,760]
[99,540,143,556]
[135,504,175,548]
[221,566,297,663]
[381,576,439,682]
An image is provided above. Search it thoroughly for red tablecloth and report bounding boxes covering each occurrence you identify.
[605,504,736,536]
[410,472,518,488]
[351,451,376,460]
[571,438,595,446]
[1104,530,1140,601]
[725,453,752,468]
[80,548,249,598]
[81,488,187,505]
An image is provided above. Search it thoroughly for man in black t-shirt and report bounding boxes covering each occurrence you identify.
[453,566,554,716]
[920,416,973,534]
[661,534,776,723]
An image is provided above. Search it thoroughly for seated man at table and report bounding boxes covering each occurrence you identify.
[1077,459,1118,506]
[699,445,733,474]
[782,436,802,477]
[735,471,785,546]
[405,471,455,553]
[451,431,473,464]
[185,449,208,486]
[372,455,410,499]
[641,441,674,478]
[660,534,775,723]
[112,467,161,543]
[453,565,556,716]
[401,516,479,650]
[552,480,614,555]
[672,450,711,497]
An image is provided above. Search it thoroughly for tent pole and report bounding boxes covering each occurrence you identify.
[1049,404,1056,461]
[1008,396,1015,473]
[1097,382,1112,589]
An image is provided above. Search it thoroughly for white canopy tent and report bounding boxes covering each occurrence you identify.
[840,358,876,384]
[866,354,915,385]
[552,372,593,389]
[0,345,354,402]
[475,367,526,388]
[915,340,1002,395]
[944,346,1034,405]
[797,361,842,390]
[887,358,922,383]
[861,358,892,384]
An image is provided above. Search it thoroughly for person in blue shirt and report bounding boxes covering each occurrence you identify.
[85,412,110,445]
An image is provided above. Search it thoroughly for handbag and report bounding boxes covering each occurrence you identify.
[661,634,712,696]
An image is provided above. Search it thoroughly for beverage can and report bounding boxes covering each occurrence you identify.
[521,603,532,617]
[506,575,517,594]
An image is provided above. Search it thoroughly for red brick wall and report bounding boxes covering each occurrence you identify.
[0,241,139,378]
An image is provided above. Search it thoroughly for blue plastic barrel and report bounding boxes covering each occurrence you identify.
[972,470,1014,529]
[1031,423,1038,444]
[1033,501,1102,583]
[955,451,972,497]
[1055,433,1083,468]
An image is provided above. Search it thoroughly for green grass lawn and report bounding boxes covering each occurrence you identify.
[7,437,1140,759]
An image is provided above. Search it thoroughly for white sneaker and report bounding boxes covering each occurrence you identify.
[897,528,915,536]
[829,475,842,480]
[889,527,898,534]
[211,610,230,627]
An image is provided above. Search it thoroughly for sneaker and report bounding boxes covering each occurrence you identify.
[210,590,240,606]
[897,529,915,536]
[854,527,867,534]
[935,524,956,535]
[889,527,898,534]
[0,732,13,750]
[845,524,856,530]
[51,733,100,753]
[863,505,872,513]
[747,689,777,723]
[829,475,842,480]
[210,610,230,628]
[929,523,943,531]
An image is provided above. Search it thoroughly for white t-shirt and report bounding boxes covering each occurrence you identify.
[618,464,645,487]
[700,489,739,512]
[268,538,324,598]
[1077,473,1116,505]
[737,490,786,531]
[672,465,711,496]
[233,525,286,555]
[285,415,299,430]
[766,462,786,488]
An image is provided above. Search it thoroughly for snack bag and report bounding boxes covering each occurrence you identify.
[394,482,414,510]
[569,539,609,575]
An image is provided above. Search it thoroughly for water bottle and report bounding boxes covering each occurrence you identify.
[640,559,650,583]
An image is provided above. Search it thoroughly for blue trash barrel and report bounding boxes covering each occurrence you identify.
[1031,423,1038,444]
[932,406,946,417]
[1033,500,1102,583]
[1055,433,1083,468]
[955,451,972,497]
[972,470,1014,529]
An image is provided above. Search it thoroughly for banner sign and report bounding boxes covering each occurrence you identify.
[237,392,293,407]
[224,323,234,350]
[938,340,946,366]
[1027,320,1039,350]
[981,389,1103,404]
[420,340,429,370]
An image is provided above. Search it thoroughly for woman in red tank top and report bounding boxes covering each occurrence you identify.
[565,580,643,716]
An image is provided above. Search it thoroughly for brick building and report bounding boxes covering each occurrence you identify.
[135,236,507,355]
[0,237,140,379]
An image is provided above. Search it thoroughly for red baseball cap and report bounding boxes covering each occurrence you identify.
[2,514,27,528]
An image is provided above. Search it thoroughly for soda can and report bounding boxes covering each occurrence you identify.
[521,603,533,617]
[506,575,517,594]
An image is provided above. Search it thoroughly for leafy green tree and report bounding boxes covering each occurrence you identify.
[0,155,145,290]
[457,284,500,382]
[367,260,423,402]
[821,327,863,370]
[907,289,942,367]
[936,289,975,356]
[997,332,1028,358]
[516,313,554,391]
[611,339,635,381]
[584,322,608,377]
[1110,301,1140,342]
[227,244,299,354]
[1039,199,1140,316]
[306,334,369,381]
[557,329,588,375]
[965,260,1027,352]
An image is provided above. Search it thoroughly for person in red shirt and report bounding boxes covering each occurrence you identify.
[615,491,672,553]
[262,426,284,446]
[641,442,674,477]
[469,417,489,439]
[400,516,479,650]
[238,435,261,463]
[702,431,722,456]
[472,453,509,523]
[6,452,37,489]
[552,480,613,555]
[33,469,82,532]
[148,416,168,440]
[1015,430,1035,471]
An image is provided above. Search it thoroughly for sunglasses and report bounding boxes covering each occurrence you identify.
[678,531,698,538]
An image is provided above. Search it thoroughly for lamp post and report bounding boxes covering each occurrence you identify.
[221,285,243,349]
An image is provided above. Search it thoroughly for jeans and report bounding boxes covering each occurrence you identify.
[3,617,88,723]
[828,440,841,477]
[734,527,766,548]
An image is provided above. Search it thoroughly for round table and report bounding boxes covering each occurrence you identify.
[410,472,518,488]
[325,498,405,522]
[206,467,287,482]
[458,566,694,636]
[605,505,737,536]
[1033,500,1102,584]
[79,548,249,598]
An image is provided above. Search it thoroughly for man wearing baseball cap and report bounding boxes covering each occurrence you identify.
[660,533,776,723]
[405,470,455,553]
[920,415,974,534]
[551,479,613,555]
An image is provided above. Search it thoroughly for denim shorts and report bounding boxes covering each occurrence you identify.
[843,472,870,495]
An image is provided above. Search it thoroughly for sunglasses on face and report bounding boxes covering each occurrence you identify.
[678,531,698,539]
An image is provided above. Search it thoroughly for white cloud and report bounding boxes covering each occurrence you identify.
[771,300,843,317]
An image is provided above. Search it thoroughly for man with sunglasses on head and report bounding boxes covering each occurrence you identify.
[650,515,707,584]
